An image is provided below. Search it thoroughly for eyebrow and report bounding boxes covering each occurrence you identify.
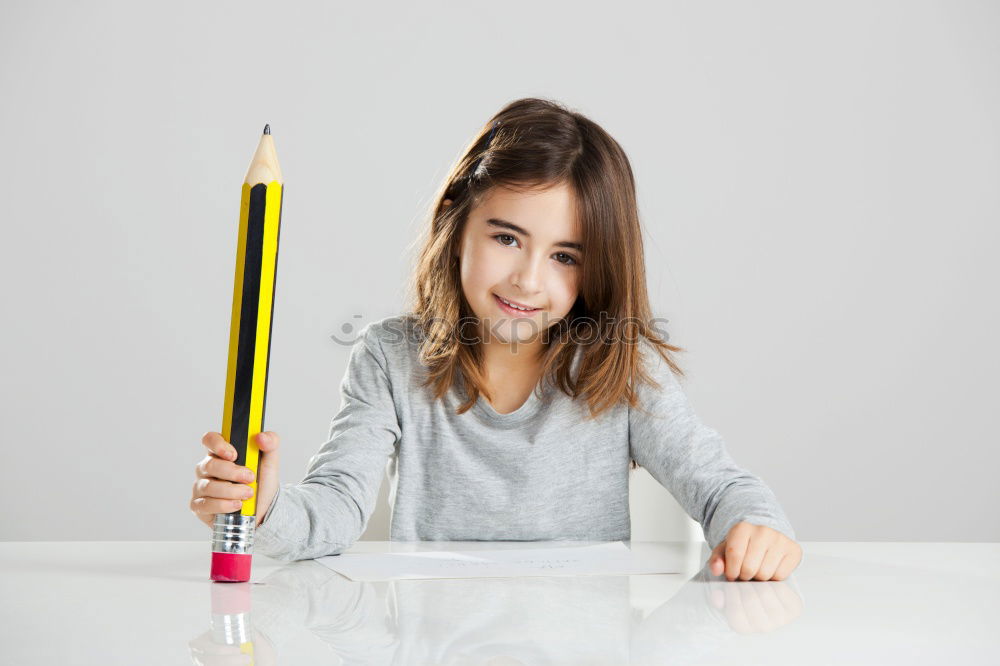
[485,218,584,252]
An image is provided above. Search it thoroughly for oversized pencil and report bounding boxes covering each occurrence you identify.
[211,124,284,583]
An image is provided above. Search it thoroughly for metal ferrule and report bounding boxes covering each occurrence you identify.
[212,513,256,554]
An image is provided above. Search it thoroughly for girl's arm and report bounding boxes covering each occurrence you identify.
[628,340,795,550]
[253,323,401,561]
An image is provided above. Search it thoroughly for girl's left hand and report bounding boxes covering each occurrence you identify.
[707,522,803,581]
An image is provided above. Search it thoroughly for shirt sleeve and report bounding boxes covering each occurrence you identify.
[628,340,796,550]
[253,323,401,561]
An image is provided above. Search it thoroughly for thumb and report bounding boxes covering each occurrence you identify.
[255,431,281,455]
[254,432,281,478]
[250,432,280,527]
[708,540,726,576]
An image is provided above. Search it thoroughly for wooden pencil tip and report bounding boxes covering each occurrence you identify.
[263,124,271,135]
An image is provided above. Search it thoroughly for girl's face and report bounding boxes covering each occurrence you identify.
[452,182,583,347]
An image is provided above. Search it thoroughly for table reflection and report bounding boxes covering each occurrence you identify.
[189,546,804,665]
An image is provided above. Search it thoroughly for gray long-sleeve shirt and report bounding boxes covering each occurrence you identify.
[253,314,795,561]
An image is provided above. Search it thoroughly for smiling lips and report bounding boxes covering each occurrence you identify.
[494,293,540,315]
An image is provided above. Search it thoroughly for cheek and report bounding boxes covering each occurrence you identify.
[466,244,506,283]
[460,244,499,295]
[458,263,480,304]
[550,272,580,308]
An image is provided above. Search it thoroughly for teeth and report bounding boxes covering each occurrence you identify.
[498,295,535,311]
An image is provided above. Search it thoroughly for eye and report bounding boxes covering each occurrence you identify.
[493,233,519,248]
[492,234,579,266]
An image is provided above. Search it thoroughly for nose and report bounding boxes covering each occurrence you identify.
[511,250,545,295]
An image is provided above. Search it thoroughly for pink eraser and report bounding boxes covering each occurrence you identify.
[211,552,252,582]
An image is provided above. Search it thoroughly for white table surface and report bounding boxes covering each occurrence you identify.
[0,540,996,665]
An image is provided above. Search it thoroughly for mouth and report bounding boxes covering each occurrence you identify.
[493,293,541,315]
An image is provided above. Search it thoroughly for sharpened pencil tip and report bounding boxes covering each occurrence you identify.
[263,124,271,135]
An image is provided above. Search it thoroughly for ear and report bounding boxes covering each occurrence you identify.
[443,199,453,207]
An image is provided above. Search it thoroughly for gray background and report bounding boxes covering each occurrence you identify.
[1,0,997,542]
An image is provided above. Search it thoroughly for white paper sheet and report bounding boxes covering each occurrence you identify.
[314,541,683,581]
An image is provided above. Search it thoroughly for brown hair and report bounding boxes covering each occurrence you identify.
[404,98,685,467]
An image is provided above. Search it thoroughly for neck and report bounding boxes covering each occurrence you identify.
[481,337,545,374]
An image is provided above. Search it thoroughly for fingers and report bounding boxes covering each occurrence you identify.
[192,451,255,526]
[190,495,246,518]
[193,431,271,531]
[709,525,803,582]
[189,478,255,523]
[708,541,727,576]
[724,527,751,582]
[756,547,786,581]
[202,431,238,461]
[202,430,279,462]
[773,544,803,581]
[195,454,256,483]
[193,477,255,502]
[740,530,776,581]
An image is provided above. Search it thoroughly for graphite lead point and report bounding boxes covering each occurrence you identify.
[263,124,271,135]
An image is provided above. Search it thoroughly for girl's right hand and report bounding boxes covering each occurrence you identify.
[190,431,281,530]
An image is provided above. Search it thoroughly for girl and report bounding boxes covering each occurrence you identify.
[191,98,802,582]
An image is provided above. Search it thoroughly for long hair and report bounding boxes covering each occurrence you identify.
[405,98,685,468]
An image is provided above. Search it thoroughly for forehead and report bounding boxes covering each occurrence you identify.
[476,183,581,237]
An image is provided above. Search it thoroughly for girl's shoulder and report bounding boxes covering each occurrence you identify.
[359,313,421,346]
[629,335,687,398]
[351,313,423,370]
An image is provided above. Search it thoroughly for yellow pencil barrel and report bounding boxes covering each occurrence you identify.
[222,180,282,517]
[211,126,284,583]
